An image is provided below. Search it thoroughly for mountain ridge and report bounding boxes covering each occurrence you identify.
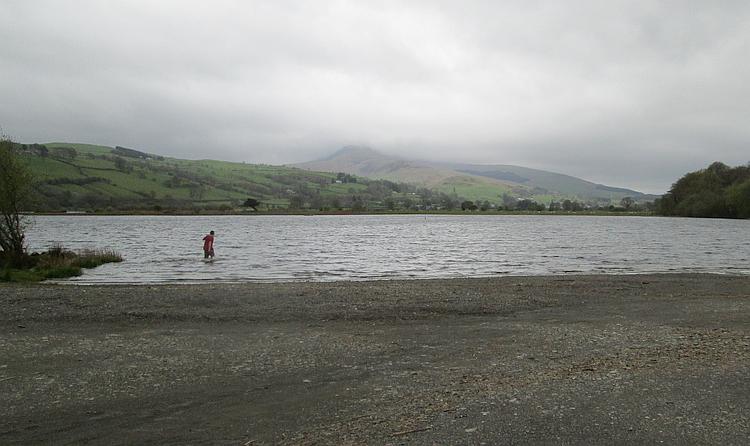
[17,142,523,212]
[14,141,656,212]
[295,146,655,203]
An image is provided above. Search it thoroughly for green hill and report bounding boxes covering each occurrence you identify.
[296,146,656,204]
[15,142,656,213]
[442,162,654,203]
[19,142,378,211]
[298,146,515,202]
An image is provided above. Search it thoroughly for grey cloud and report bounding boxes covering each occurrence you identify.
[2,0,749,194]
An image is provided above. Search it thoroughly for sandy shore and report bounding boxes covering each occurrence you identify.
[1,274,749,445]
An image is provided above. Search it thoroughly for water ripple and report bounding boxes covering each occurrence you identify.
[24,214,750,284]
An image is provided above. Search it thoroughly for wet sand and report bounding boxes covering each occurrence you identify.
[1,274,749,445]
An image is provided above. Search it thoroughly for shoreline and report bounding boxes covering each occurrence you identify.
[23,210,654,217]
[35,270,750,286]
[2,273,749,444]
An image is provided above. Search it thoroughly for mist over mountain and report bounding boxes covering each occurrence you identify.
[15,140,657,213]
[295,146,656,204]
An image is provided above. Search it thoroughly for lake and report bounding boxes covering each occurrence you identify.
[24,214,750,284]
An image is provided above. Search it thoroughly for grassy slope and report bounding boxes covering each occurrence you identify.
[297,147,654,204]
[299,157,523,203]
[376,167,644,204]
[433,176,513,203]
[447,163,656,202]
[26,143,524,210]
[21,143,652,210]
[24,143,340,209]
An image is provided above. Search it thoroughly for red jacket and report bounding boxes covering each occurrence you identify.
[202,234,214,251]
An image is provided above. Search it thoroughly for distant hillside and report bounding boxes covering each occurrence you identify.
[296,146,656,204]
[439,162,654,203]
[17,142,381,211]
[15,142,481,212]
[15,141,656,213]
[298,146,519,203]
[309,146,469,187]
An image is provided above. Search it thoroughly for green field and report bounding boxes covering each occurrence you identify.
[434,175,512,203]
[15,142,651,213]
[18,142,452,212]
[295,146,658,206]
[20,143,348,211]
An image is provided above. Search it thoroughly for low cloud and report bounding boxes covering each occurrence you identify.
[2,0,749,193]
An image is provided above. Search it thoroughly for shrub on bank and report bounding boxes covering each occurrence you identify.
[0,246,123,282]
[75,249,122,268]
[41,265,83,279]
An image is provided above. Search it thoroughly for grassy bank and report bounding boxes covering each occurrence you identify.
[28,209,654,217]
[1,246,123,282]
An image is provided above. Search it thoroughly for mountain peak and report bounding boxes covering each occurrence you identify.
[320,145,385,162]
[295,146,653,203]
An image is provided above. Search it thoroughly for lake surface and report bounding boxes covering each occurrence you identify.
[24,215,750,284]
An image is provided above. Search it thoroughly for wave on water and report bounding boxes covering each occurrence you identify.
[27,214,750,284]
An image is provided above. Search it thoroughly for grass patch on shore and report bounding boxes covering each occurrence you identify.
[1,246,123,282]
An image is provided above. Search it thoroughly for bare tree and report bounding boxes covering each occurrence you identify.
[0,138,34,264]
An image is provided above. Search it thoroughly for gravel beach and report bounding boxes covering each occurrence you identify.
[1,274,749,445]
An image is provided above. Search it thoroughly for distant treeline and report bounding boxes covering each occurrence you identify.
[16,142,654,214]
[656,162,750,218]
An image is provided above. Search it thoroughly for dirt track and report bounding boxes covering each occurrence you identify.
[1,274,749,445]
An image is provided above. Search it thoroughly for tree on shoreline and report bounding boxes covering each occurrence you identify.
[0,138,34,265]
[243,197,260,211]
[656,161,750,218]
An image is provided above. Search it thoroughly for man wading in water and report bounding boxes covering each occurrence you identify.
[202,230,215,259]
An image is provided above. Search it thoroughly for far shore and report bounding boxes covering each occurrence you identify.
[24,209,653,217]
[1,273,748,444]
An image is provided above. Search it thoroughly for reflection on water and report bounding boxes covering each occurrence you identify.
[25,214,750,284]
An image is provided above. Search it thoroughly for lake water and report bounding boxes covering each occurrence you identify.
[24,214,750,284]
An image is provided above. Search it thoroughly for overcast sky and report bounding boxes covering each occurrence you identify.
[2,1,749,193]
